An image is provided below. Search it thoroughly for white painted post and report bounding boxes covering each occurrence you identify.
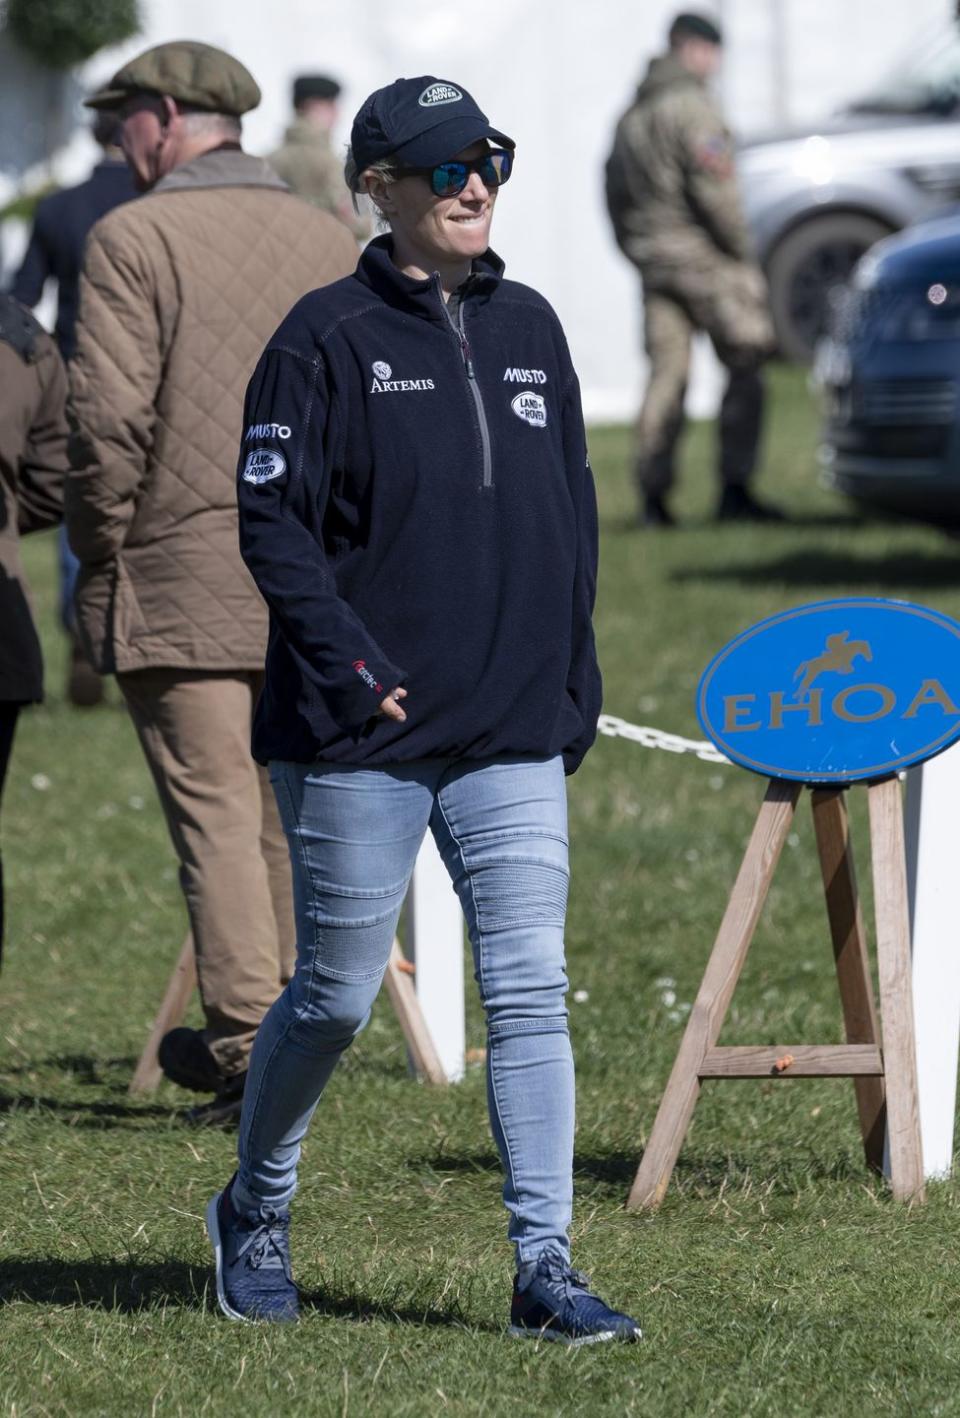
[903,743,960,1179]
[404,835,466,1082]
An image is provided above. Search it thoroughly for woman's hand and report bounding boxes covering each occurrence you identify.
[379,686,408,723]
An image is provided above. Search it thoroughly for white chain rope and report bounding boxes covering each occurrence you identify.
[596,713,731,765]
[598,716,910,780]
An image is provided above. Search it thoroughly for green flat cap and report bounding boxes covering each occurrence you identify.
[85,40,261,116]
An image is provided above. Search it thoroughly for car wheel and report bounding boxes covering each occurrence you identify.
[765,213,894,362]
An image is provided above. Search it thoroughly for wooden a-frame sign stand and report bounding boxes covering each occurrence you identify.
[627,774,926,1210]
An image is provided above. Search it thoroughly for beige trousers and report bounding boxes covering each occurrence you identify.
[635,258,774,497]
[118,668,295,1077]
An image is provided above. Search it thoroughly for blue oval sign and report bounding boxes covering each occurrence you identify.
[698,598,960,783]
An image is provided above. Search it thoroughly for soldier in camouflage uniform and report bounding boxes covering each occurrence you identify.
[268,74,371,243]
[606,12,781,526]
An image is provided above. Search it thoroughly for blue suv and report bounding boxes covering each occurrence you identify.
[816,209,960,525]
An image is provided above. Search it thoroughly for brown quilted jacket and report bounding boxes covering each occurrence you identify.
[65,147,357,673]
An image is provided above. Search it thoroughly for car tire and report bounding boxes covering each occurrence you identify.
[765,212,895,362]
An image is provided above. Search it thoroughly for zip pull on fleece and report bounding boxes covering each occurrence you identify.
[459,328,476,379]
[436,273,493,488]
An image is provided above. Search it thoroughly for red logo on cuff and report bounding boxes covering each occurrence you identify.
[352,659,383,694]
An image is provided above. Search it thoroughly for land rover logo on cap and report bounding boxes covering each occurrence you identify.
[419,82,462,107]
[697,597,960,783]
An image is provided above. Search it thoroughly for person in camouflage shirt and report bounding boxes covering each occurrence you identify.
[268,74,371,243]
[606,11,782,527]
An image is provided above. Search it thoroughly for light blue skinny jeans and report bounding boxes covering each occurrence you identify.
[233,754,575,1265]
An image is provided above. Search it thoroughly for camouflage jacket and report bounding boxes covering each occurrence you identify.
[605,53,753,276]
[267,120,371,243]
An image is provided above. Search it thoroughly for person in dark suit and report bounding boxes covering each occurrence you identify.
[9,112,137,706]
[11,112,137,359]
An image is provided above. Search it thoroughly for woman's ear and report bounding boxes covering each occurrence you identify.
[363,172,394,217]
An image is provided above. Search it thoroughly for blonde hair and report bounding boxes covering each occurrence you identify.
[343,145,400,225]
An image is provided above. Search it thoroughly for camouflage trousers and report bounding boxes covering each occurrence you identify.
[634,259,775,499]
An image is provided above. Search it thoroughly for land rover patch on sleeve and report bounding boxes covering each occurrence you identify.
[242,448,287,484]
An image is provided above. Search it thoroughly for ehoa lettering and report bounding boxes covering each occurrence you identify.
[722,678,960,733]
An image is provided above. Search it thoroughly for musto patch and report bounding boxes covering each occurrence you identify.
[243,448,287,484]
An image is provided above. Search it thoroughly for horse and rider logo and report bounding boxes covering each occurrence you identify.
[793,630,872,698]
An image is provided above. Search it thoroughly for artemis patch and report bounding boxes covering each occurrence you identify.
[243,448,287,484]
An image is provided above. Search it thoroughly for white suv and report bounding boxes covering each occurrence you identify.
[739,23,960,359]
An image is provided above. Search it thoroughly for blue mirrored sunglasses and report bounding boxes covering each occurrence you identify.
[398,148,513,198]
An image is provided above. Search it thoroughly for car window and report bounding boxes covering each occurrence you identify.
[847,25,960,116]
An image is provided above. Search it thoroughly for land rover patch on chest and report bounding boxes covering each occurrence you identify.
[511,391,547,428]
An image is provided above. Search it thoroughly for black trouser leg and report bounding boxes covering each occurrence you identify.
[0,704,21,967]
[719,361,765,488]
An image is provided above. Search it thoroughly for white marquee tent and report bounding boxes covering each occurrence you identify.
[0,0,952,418]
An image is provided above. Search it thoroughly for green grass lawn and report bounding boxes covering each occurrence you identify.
[4,365,960,1416]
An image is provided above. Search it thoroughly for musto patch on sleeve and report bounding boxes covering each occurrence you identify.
[242,448,287,484]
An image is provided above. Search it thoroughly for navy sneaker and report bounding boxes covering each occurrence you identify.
[205,1177,299,1323]
[509,1246,641,1347]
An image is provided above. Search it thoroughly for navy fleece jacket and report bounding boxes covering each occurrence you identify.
[236,236,602,772]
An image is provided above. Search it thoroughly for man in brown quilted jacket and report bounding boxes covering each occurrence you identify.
[65,41,357,1123]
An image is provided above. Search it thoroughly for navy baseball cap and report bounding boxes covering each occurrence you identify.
[349,76,514,179]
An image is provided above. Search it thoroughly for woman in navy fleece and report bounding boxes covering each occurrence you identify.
[206,75,641,1346]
